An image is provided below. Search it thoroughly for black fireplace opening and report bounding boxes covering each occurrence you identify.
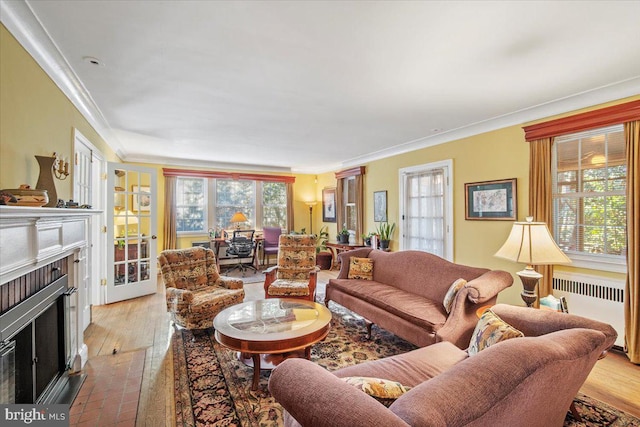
[12,296,65,403]
[1,258,83,405]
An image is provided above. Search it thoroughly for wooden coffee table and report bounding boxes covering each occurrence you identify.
[213,298,332,389]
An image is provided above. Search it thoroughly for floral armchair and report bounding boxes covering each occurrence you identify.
[263,234,318,302]
[158,247,245,329]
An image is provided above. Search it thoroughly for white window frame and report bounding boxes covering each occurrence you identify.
[551,125,627,274]
[176,177,208,235]
[398,160,453,261]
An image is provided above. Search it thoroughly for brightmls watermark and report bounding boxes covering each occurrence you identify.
[1,405,69,426]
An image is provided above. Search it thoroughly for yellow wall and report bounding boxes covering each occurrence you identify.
[0,25,120,198]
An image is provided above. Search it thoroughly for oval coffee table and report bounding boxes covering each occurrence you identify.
[213,298,332,390]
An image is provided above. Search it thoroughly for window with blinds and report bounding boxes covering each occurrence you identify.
[552,125,627,267]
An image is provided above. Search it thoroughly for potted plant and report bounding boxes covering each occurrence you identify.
[361,232,373,246]
[376,222,396,250]
[314,226,333,270]
[337,224,350,243]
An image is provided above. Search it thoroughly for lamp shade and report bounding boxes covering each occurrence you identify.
[230,211,248,224]
[494,217,571,266]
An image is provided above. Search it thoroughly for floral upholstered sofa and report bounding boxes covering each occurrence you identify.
[325,248,513,348]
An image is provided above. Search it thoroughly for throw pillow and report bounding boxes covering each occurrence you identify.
[341,376,411,407]
[348,257,374,280]
[468,309,524,356]
[443,278,467,313]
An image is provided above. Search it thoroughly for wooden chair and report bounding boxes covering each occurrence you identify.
[158,247,244,329]
[263,234,317,302]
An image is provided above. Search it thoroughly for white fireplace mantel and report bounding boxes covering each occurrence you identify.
[0,205,101,370]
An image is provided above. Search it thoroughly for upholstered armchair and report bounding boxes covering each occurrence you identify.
[263,234,318,302]
[262,226,282,267]
[158,247,245,329]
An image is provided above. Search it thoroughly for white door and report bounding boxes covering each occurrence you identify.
[399,160,453,261]
[107,163,158,303]
[73,130,105,329]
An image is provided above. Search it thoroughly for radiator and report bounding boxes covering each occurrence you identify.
[552,271,625,347]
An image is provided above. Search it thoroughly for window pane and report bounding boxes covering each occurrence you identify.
[262,182,287,229]
[176,178,206,233]
[215,179,255,229]
[552,125,626,259]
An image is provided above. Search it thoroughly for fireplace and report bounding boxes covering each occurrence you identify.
[0,207,96,406]
[0,259,84,404]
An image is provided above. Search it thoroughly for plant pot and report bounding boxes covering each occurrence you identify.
[316,251,333,270]
[379,240,390,251]
[338,234,349,243]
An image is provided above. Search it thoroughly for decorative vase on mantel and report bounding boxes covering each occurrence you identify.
[35,155,57,207]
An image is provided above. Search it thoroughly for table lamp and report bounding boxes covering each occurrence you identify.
[230,211,248,230]
[494,217,571,307]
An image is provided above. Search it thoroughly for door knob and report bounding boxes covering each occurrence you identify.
[152,235,157,239]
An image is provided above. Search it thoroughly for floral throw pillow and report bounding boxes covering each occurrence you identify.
[348,257,374,280]
[342,376,411,407]
[468,309,524,356]
[443,278,467,313]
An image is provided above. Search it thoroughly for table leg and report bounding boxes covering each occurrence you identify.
[304,346,311,360]
[251,353,261,390]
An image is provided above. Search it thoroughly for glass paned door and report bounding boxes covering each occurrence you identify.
[107,163,157,303]
[399,160,453,260]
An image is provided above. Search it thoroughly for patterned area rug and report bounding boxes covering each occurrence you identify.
[172,305,640,427]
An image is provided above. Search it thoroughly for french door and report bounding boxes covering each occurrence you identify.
[399,160,453,261]
[106,163,157,303]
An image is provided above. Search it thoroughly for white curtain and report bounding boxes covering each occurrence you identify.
[404,168,445,256]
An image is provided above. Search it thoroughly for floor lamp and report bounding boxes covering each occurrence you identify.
[305,202,317,234]
[494,217,571,307]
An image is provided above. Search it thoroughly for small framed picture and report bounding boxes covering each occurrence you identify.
[322,187,336,222]
[464,179,517,220]
[373,190,387,222]
[132,185,151,212]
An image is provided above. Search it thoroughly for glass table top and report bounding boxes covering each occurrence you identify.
[213,298,332,342]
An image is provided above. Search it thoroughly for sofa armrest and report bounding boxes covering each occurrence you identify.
[336,248,373,279]
[463,270,513,304]
[215,276,244,290]
[269,358,410,427]
[435,270,513,349]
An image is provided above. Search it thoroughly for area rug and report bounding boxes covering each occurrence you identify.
[172,306,640,427]
[219,267,265,284]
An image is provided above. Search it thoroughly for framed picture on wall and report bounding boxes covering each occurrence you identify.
[322,187,337,222]
[132,185,151,212]
[464,178,517,220]
[373,190,387,222]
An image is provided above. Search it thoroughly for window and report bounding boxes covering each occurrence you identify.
[215,179,255,229]
[552,125,627,270]
[176,177,287,233]
[399,160,453,260]
[176,177,206,233]
[343,177,356,232]
[262,182,287,227]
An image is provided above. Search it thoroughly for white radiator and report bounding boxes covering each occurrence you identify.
[552,271,625,348]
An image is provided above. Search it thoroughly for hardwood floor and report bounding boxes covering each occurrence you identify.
[82,271,640,426]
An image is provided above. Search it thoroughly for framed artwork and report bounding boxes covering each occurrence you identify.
[132,185,151,212]
[465,179,517,220]
[373,190,387,222]
[322,187,336,222]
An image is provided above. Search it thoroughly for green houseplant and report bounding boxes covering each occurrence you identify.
[337,223,350,243]
[376,222,396,250]
[315,226,333,269]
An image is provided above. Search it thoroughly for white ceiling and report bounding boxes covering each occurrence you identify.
[3,0,640,173]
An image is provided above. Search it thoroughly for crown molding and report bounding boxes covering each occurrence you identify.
[339,77,640,171]
[125,153,293,174]
[0,0,125,156]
